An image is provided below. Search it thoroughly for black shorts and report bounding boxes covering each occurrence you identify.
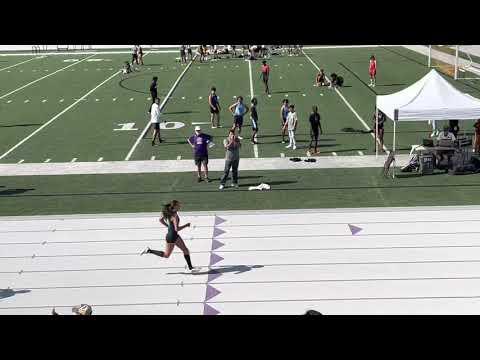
[234,115,243,127]
[262,73,269,83]
[210,106,219,114]
[150,91,157,100]
[311,130,319,140]
[152,123,160,130]
[194,155,208,166]
[166,232,178,243]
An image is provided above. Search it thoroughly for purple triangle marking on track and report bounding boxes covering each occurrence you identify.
[205,284,221,302]
[203,303,220,315]
[213,227,226,238]
[348,224,363,235]
[212,239,225,251]
[214,216,227,226]
[210,253,224,266]
[207,270,222,282]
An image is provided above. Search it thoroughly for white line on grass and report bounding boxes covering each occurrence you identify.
[248,60,259,158]
[0,69,122,161]
[358,151,364,156]
[151,156,155,160]
[0,57,39,72]
[97,157,103,162]
[71,158,77,162]
[176,155,182,160]
[0,54,96,100]
[17,159,24,164]
[332,152,338,156]
[125,54,198,161]
[44,159,51,163]
[302,50,388,153]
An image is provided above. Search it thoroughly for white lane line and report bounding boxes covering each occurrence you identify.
[0,54,96,100]
[125,54,198,161]
[17,159,24,164]
[97,157,103,162]
[71,158,77,162]
[176,155,182,160]
[248,60,259,158]
[0,57,39,72]
[151,156,155,160]
[24,100,30,103]
[7,100,12,103]
[358,151,365,156]
[0,69,121,161]
[280,153,285,158]
[302,50,389,153]
[42,99,47,103]
[44,158,51,163]
[332,152,338,156]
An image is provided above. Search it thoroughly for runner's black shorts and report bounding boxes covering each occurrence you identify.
[210,106,219,114]
[152,123,160,130]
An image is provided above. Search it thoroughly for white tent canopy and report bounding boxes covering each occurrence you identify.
[376,69,480,122]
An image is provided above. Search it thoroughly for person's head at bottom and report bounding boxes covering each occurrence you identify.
[312,105,318,114]
[251,97,257,106]
[304,310,322,315]
[72,304,93,316]
[237,96,243,104]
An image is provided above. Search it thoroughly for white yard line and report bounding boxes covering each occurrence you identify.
[125,54,197,161]
[0,154,405,176]
[302,50,389,153]
[0,54,96,100]
[0,69,121,161]
[248,60,259,158]
[0,57,39,72]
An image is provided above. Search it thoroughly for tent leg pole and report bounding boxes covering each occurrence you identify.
[455,45,459,80]
[393,121,396,179]
[428,45,431,68]
[375,108,379,158]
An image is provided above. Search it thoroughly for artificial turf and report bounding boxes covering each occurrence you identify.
[1,168,480,216]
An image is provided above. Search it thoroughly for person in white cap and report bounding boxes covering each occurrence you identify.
[187,126,213,182]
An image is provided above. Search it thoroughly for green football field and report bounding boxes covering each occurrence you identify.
[1,46,480,216]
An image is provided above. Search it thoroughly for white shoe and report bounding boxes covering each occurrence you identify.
[140,247,150,256]
[238,136,243,140]
[293,146,297,150]
[190,267,202,273]
[212,126,217,129]
[231,183,238,188]
[219,184,224,190]
[282,140,286,144]
[286,145,292,148]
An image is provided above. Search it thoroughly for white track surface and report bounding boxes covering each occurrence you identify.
[2,206,480,315]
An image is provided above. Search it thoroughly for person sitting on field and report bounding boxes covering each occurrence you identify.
[329,73,344,88]
[122,61,132,74]
[315,69,329,86]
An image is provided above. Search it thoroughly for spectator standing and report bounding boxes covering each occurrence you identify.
[187,126,212,182]
[219,130,241,190]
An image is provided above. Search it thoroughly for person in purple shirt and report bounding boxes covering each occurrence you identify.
[187,126,213,182]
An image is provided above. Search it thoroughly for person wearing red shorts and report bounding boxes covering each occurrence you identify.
[369,55,377,87]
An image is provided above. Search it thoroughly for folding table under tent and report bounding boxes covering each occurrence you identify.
[376,69,480,177]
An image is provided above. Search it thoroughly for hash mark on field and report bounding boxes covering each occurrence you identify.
[284,94,289,97]
[17,159,24,164]
[177,155,182,160]
[130,98,134,101]
[280,153,285,158]
[59,99,64,103]
[198,96,203,100]
[113,98,117,101]
[7,100,12,103]
[71,158,77,162]
[147,97,151,101]
[97,157,103,162]
[279,76,283,79]
[332,152,338,156]
[302,94,306,96]
[182,96,185,100]
[20,70,23,72]
[151,156,155,160]
[358,151,364,156]
[44,159,51,163]
[95,99,99,102]
[42,99,47,103]
[24,100,30,103]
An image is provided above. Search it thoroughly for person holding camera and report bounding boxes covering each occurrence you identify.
[219,130,242,190]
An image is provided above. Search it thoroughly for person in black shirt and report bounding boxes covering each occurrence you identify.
[250,97,259,144]
[373,109,386,152]
[180,45,187,64]
[308,106,322,154]
[150,76,158,104]
[138,45,144,65]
